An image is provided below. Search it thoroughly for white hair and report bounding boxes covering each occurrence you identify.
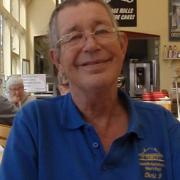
[6,76,24,90]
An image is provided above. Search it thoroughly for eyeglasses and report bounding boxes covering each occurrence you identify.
[9,86,24,93]
[56,27,117,48]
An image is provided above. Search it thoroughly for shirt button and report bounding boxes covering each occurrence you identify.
[92,142,99,148]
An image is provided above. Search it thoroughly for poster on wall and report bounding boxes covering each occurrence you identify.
[169,0,180,41]
[21,74,46,93]
[106,0,137,27]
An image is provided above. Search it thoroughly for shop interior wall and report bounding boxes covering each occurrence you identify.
[27,0,180,93]
[27,0,55,73]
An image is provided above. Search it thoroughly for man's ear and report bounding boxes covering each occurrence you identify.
[119,32,128,59]
[49,48,60,69]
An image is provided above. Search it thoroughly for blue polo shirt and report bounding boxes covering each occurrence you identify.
[0,91,180,180]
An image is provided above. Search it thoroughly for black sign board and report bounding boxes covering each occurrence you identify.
[169,0,180,41]
[106,0,137,27]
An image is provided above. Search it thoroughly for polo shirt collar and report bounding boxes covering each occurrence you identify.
[60,91,145,139]
[60,93,86,129]
[119,91,145,139]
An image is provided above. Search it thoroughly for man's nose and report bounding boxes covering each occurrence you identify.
[15,90,20,94]
[82,35,100,52]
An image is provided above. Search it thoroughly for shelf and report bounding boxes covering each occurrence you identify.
[164,58,180,60]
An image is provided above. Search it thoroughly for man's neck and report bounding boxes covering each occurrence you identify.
[72,87,126,125]
[71,87,129,152]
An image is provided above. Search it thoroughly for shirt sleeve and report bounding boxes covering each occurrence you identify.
[0,106,38,180]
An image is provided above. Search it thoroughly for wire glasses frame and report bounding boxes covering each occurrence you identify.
[55,27,118,48]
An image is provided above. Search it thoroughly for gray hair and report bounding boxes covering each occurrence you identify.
[6,76,24,90]
[48,0,118,50]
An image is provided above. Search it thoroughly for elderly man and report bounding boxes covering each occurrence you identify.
[0,0,180,179]
[6,76,35,108]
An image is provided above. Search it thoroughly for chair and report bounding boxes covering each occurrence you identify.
[0,124,11,147]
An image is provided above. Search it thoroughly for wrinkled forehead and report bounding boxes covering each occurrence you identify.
[57,2,113,34]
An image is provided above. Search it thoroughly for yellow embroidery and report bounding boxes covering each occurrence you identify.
[139,148,165,179]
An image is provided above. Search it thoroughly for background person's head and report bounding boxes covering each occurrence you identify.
[6,76,25,104]
[49,0,128,94]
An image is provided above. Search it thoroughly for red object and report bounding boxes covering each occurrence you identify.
[152,91,168,101]
[142,92,153,101]
[143,91,169,101]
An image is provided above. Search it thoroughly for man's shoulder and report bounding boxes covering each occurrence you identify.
[14,95,67,126]
[133,99,172,119]
[0,95,17,114]
[132,99,179,128]
[134,100,165,112]
[25,95,65,109]
[0,95,8,102]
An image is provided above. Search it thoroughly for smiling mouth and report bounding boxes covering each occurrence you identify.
[81,59,111,66]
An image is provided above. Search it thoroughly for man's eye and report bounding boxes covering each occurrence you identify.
[95,29,109,35]
[69,33,83,42]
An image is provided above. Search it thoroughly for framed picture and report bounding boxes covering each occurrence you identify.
[22,59,30,74]
[169,0,180,41]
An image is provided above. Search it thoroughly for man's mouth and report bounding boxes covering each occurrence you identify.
[80,59,111,66]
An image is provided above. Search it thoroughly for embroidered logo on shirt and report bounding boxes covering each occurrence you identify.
[138,148,165,179]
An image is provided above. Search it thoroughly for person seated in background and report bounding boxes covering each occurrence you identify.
[6,76,36,109]
[57,71,70,96]
[0,95,17,114]
[1,0,180,179]
[0,95,17,125]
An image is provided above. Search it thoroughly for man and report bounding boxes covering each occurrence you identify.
[0,0,180,179]
[6,76,36,108]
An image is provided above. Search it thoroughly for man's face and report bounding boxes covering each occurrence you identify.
[53,2,127,92]
[9,84,24,101]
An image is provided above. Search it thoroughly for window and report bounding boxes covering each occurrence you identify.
[11,0,20,21]
[3,0,11,12]
[0,15,4,74]
[0,0,27,77]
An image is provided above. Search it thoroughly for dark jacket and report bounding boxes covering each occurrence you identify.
[0,95,17,125]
